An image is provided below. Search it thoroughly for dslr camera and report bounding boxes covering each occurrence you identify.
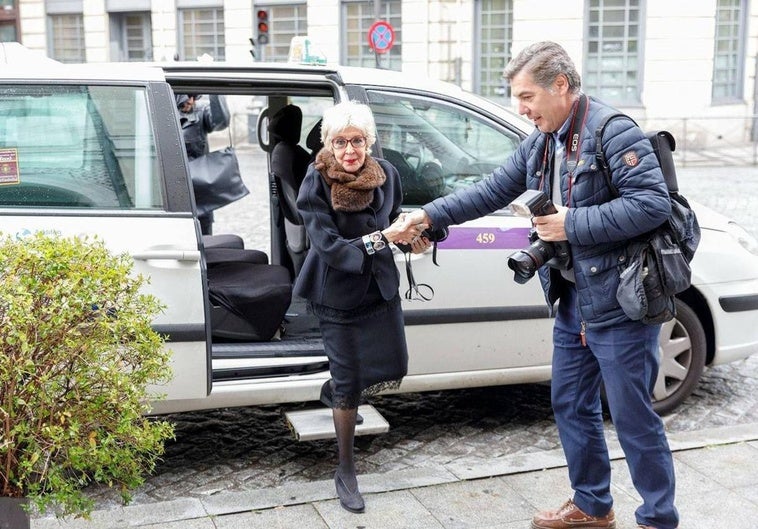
[507,190,571,284]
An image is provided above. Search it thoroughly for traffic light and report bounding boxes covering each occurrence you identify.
[256,9,270,46]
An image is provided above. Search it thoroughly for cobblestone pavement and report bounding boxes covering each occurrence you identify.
[79,154,758,511]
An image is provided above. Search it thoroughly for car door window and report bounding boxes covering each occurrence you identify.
[0,84,162,209]
[366,90,521,205]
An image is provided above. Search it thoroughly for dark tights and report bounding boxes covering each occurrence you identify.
[332,407,359,489]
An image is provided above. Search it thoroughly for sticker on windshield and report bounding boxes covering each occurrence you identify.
[0,148,20,185]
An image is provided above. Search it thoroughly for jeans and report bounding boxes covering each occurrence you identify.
[551,284,679,529]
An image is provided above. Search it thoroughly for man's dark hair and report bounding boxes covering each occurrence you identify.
[503,41,581,93]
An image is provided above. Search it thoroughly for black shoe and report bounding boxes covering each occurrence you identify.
[320,379,364,425]
[334,470,365,513]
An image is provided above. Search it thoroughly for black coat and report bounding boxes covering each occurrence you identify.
[179,95,230,160]
[294,157,404,310]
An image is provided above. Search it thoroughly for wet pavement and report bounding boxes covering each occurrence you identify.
[31,157,758,526]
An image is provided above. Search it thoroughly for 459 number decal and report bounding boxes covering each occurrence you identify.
[436,227,530,249]
[476,232,497,244]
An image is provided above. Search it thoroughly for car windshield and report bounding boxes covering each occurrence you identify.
[0,84,162,209]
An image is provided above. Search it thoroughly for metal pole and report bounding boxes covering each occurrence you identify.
[373,0,382,69]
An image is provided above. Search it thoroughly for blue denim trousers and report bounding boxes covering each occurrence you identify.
[551,284,679,529]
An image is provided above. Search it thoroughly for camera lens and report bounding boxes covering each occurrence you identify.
[507,251,539,284]
[507,239,557,284]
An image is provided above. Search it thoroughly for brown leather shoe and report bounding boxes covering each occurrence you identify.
[531,499,616,529]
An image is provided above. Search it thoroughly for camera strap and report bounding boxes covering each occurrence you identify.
[538,94,589,203]
[566,94,589,173]
[565,94,589,204]
[403,252,434,301]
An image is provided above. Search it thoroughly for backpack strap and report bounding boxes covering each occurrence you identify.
[595,113,680,195]
[594,112,634,199]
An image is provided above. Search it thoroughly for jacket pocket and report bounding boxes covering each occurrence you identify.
[650,229,691,295]
[576,250,625,318]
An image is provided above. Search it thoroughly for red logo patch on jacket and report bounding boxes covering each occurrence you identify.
[622,151,639,167]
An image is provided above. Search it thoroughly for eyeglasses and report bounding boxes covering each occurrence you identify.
[331,136,367,150]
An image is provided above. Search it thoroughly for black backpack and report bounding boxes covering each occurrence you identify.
[595,114,701,324]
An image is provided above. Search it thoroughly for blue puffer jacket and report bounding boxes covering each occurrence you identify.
[423,97,671,329]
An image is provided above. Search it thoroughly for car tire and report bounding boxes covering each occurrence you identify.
[652,299,706,416]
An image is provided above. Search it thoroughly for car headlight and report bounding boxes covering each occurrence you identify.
[726,221,758,256]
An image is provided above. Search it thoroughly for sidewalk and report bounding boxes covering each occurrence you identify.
[32,422,758,529]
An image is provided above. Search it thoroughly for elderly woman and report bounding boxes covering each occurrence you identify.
[294,101,429,513]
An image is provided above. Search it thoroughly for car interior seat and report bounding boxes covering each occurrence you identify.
[207,258,292,342]
[306,118,324,161]
[202,191,292,342]
[203,233,245,249]
[269,104,312,276]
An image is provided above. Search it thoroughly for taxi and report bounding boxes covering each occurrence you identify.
[2,44,757,432]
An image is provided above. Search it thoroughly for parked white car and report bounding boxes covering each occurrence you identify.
[1,54,757,429]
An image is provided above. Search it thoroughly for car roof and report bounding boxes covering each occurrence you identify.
[158,60,532,132]
[0,42,165,82]
[337,65,531,130]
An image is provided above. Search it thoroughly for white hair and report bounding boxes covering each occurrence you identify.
[320,100,377,152]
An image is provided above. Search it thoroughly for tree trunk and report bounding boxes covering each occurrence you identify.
[0,497,30,529]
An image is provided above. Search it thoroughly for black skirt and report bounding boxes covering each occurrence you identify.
[310,281,408,408]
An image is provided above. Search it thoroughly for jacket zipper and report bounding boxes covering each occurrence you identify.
[580,320,587,347]
[576,294,587,347]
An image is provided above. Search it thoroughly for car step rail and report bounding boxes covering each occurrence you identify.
[284,405,390,441]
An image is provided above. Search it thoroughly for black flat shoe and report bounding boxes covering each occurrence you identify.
[320,379,364,425]
[334,470,365,513]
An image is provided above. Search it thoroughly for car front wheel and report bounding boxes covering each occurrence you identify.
[652,299,707,415]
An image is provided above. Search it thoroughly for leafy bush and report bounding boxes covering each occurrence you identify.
[0,233,175,517]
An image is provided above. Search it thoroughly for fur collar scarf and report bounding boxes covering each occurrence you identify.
[315,148,386,212]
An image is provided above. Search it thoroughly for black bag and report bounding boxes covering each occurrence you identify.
[595,116,701,324]
[189,146,250,216]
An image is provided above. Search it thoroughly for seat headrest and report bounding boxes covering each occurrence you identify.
[306,118,324,153]
[269,104,303,144]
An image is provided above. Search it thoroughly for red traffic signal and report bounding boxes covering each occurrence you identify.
[256,10,270,45]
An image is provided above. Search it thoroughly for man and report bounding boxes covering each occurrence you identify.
[177,93,231,235]
[401,41,678,529]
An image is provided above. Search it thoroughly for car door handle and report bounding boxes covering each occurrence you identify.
[132,250,201,262]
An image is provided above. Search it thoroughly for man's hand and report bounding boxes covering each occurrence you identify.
[532,205,568,242]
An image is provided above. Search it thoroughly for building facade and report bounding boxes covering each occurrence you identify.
[6,0,758,128]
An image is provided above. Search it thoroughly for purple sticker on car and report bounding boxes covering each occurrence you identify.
[437,227,531,250]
